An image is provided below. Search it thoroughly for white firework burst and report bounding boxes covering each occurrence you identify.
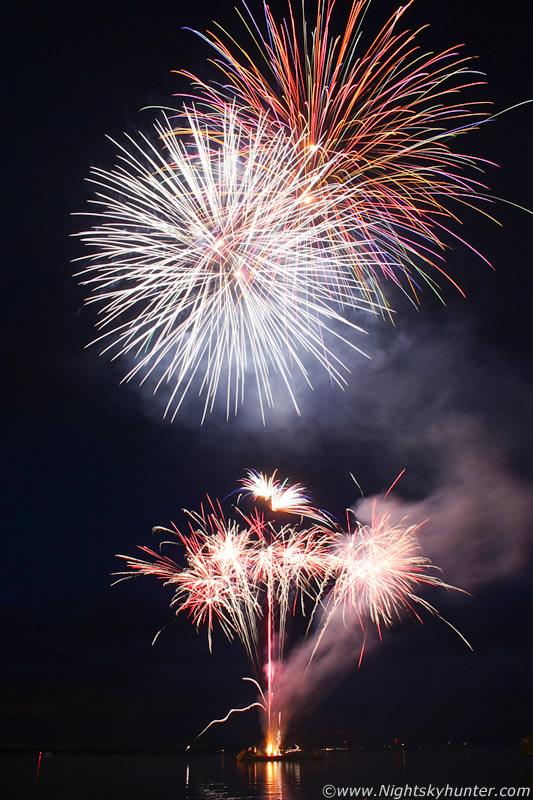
[74,107,380,421]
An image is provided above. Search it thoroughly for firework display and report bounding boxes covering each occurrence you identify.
[115,472,467,752]
[239,468,332,523]
[76,0,496,421]
[183,0,494,307]
[75,107,376,421]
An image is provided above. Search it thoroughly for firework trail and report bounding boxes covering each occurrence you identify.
[182,0,496,309]
[75,106,378,422]
[186,677,266,748]
[115,471,467,751]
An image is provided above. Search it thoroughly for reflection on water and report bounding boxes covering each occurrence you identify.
[395,747,407,771]
[3,745,531,800]
[239,759,301,799]
[182,747,531,800]
[185,756,304,799]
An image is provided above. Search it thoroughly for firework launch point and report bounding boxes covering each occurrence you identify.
[236,745,322,762]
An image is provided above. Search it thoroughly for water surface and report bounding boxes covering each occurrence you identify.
[3,747,531,799]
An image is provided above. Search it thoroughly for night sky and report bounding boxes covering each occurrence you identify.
[4,0,532,753]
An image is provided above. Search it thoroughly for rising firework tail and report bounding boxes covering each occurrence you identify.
[115,471,469,751]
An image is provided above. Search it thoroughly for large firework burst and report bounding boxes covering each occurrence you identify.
[182,0,495,307]
[76,0,501,421]
[75,107,376,421]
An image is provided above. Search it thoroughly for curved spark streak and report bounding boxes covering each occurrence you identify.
[242,676,267,706]
[187,700,266,747]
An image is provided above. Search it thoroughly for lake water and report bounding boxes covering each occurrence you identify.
[3,747,532,799]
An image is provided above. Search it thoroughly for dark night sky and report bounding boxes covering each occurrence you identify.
[3,0,532,752]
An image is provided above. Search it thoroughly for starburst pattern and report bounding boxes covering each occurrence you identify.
[75,108,376,421]
[182,0,495,307]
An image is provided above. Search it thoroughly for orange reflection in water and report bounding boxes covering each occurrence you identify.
[239,759,302,800]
